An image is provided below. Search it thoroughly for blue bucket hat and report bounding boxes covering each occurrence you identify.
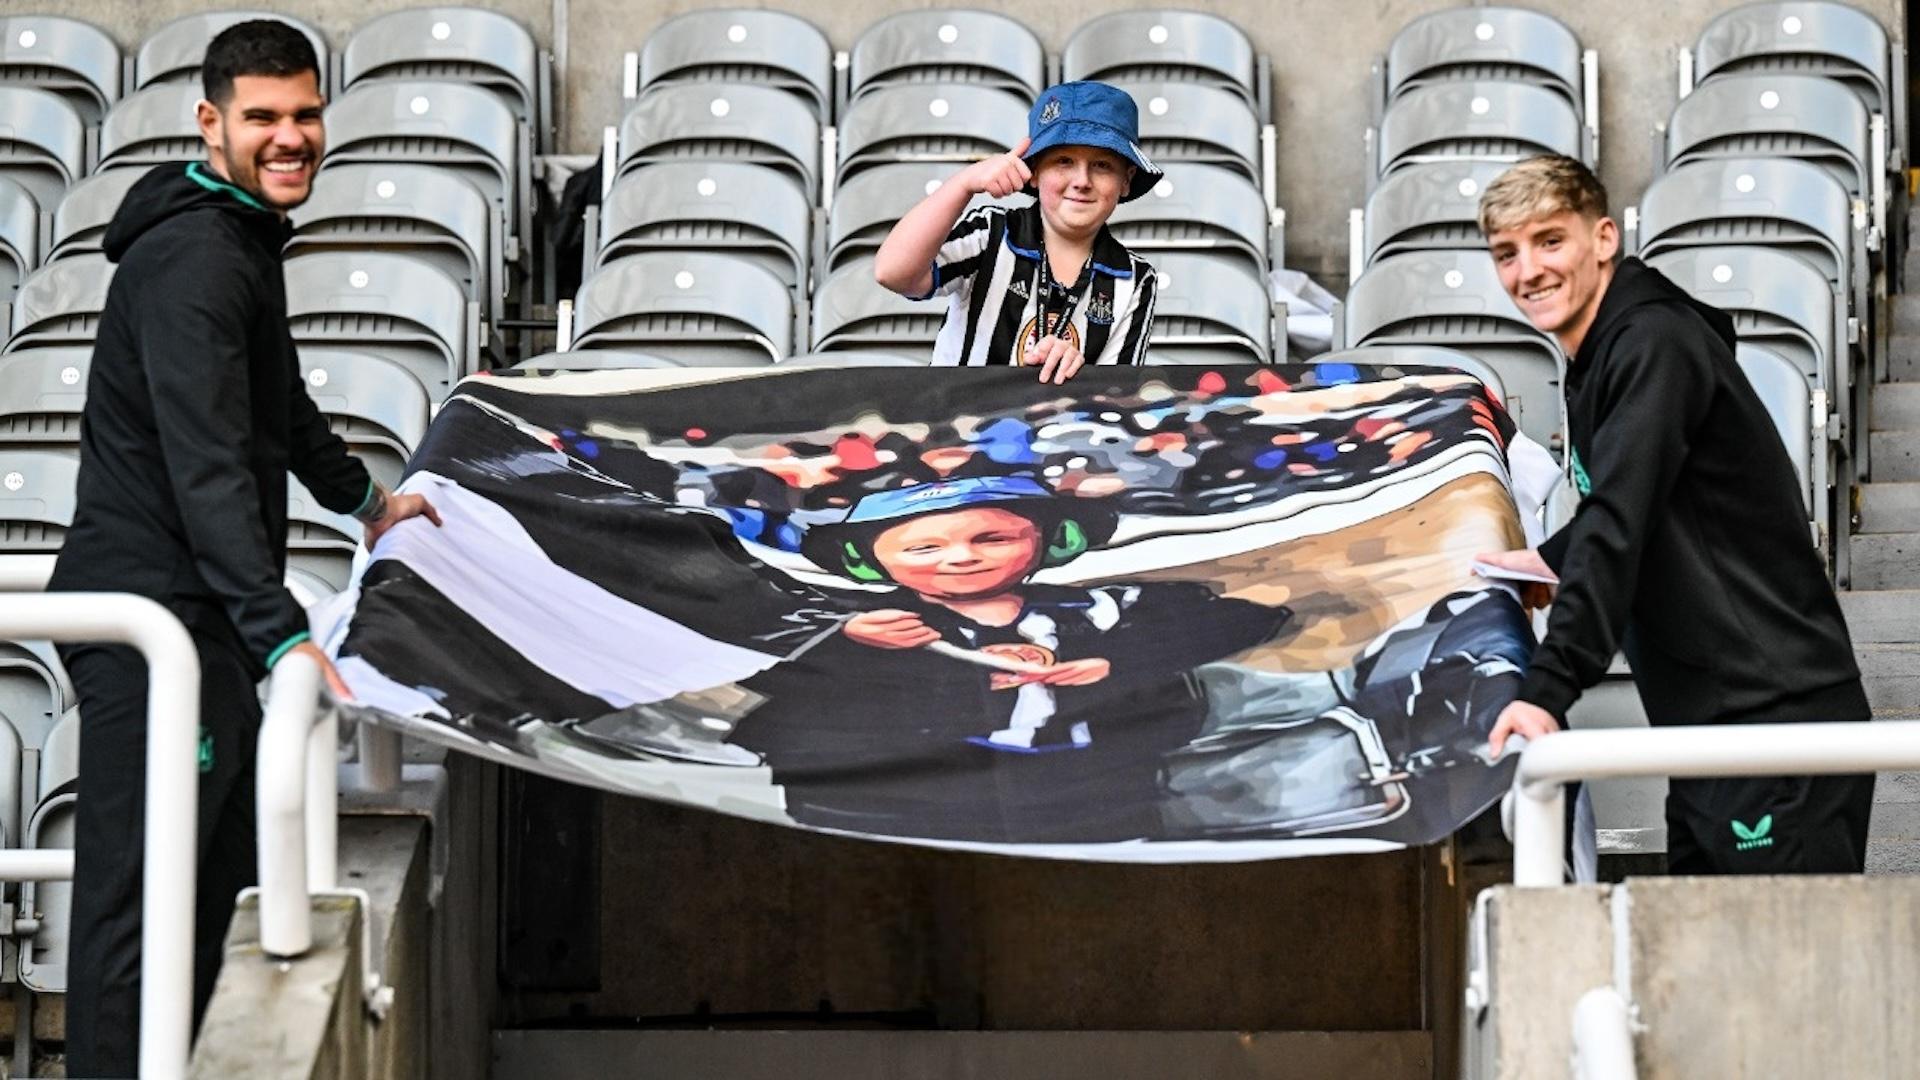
[1023,81,1163,203]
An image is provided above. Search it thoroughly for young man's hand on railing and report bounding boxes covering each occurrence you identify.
[284,640,354,701]
[1489,700,1560,757]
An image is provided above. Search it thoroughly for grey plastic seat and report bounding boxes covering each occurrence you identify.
[1385,7,1583,114]
[287,477,360,593]
[323,81,524,249]
[836,83,1030,188]
[638,10,832,121]
[1145,253,1271,365]
[811,258,944,356]
[598,162,810,292]
[5,255,113,354]
[1109,164,1269,276]
[289,164,499,327]
[1310,345,1510,405]
[1341,250,1565,452]
[1643,245,1838,395]
[615,82,819,199]
[135,11,329,91]
[0,346,89,446]
[342,8,542,144]
[97,82,202,171]
[0,448,76,550]
[0,176,37,298]
[824,163,1021,273]
[511,349,693,371]
[1112,81,1262,184]
[284,251,471,400]
[571,252,792,365]
[19,703,76,993]
[1736,342,1816,516]
[0,87,83,212]
[298,347,432,490]
[48,167,149,263]
[1062,11,1259,114]
[780,351,932,368]
[1664,74,1870,200]
[0,15,121,125]
[1362,161,1513,267]
[1375,81,1585,182]
[849,11,1045,103]
[1694,2,1893,122]
[0,638,68,759]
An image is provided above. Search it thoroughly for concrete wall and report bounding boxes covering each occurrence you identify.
[31,0,1905,281]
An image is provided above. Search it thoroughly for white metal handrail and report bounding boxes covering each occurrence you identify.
[1512,720,1920,886]
[256,651,336,956]
[0,559,199,1080]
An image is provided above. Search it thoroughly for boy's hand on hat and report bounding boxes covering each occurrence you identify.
[1026,335,1087,384]
[960,136,1033,198]
[843,609,942,650]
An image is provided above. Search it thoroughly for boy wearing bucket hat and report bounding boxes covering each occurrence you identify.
[874,82,1163,381]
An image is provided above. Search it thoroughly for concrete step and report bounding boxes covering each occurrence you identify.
[1850,533,1920,589]
[1841,590,1920,644]
[1870,431,1920,481]
[1859,643,1920,710]
[1873,383,1920,430]
[1893,295,1920,341]
[1859,483,1920,533]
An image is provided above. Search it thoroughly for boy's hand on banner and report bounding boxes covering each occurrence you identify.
[960,136,1033,198]
[364,492,444,550]
[1488,700,1560,758]
[1026,335,1086,384]
[844,609,942,649]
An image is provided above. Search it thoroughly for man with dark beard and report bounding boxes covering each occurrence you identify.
[46,21,438,1073]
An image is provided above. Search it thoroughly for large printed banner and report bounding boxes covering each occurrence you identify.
[315,364,1534,861]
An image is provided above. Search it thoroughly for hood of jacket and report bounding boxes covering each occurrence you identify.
[103,161,289,262]
[1572,256,1736,368]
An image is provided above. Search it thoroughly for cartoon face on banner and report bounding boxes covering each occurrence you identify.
[318,365,1534,860]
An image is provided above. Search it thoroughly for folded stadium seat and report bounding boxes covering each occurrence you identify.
[1337,249,1565,452]
[0,637,63,771]
[342,7,548,151]
[0,447,76,552]
[1308,345,1511,406]
[323,81,527,264]
[1139,251,1272,365]
[823,163,1021,274]
[1062,10,1260,116]
[570,252,791,365]
[1372,80,1586,187]
[18,703,78,994]
[1383,7,1585,116]
[298,347,433,490]
[1107,163,1269,278]
[135,10,329,92]
[848,10,1045,104]
[284,250,474,400]
[636,9,832,122]
[1691,2,1899,156]
[597,162,810,295]
[0,346,90,447]
[615,82,820,200]
[4,255,112,355]
[809,256,943,358]
[96,81,203,171]
[835,83,1030,189]
[0,87,83,213]
[46,167,147,264]
[287,477,362,592]
[1111,81,1263,185]
[1358,160,1513,272]
[1644,245,1840,401]
[780,352,931,368]
[0,15,121,125]
[510,349,691,371]
[1736,341,1819,517]
[1663,74,1869,205]
[0,176,37,299]
[289,163,501,331]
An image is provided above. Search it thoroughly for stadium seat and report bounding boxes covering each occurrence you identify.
[823,163,1021,274]
[1359,160,1513,270]
[570,252,791,364]
[636,10,832,122]
[1309,345,1511,405]
[289,163,501,330]
[848,11,1045,103]
[1143,252,1272,365]
[810,257,944,356]
[0,87,83,212]
[299,347,433,490]
[1736,341,1818,516]
[47,167,148,264]
[1062,11,1260,116]
[96,82,202,171]
[287,478,362,592]
[284,251,474,400]
[510,349,693,371]
[614,82,819,199]
[1108,164,1270,277]
[1663,74,1870,202]
[0,637,65,765]
[597,162,810,294]
[341,8,545,149]
[17,703,76,994]
[1339,249,1565,452]
[1384,7,1584,115]
[1643,245,1840,400]
[780,352,932,367]
[0,447,76,551]
[0,15,121,125]
[0,176,37,298]
[1113,81,1263,185]
[135,11,330,92]
[836,83,1030,188]
[5,255,113,354]
[0,346,89,447]
[1692,2,1895,132]
[1374,81,1586,184]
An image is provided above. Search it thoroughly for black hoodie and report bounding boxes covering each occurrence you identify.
[1519,257,1867,727]
[47,162,372,678]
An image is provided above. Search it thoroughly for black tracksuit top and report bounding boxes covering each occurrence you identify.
[48,163,372,678]
[1519,257,1867,728]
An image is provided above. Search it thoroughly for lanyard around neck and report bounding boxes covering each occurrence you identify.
[1033,233,1093,335]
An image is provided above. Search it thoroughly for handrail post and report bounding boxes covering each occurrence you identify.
[1571,986,1638,1079]
[257,652,323,957]
[1512,776,1566,888]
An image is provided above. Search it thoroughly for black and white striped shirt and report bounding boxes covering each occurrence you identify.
[912,204,1157,368]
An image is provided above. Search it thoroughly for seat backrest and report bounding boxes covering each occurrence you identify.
[323,81,519,213]
[1694,2,1890,115]
[1148,252,1271,362]
[616,82,820,198]
[1107,163,1268,276]
[1113,81,1261,183]
[283,251,469,393]
[0,638,69,756]
[511,349,693,371]
[1310,345,1510,404]
[1734,341,1814,513]
[6,255,113,352]
[1386,7,1583,112]
[1636,157,1853,292]
[599,161,811,289]
[288,163,493,303]
[0,346,90,445]
[0,448,78,549]
[850,11,1045,103]
[0,86,84,210]
[810,256,945,353]
[825,162,1020,272]
[1664,73,1870,197]
[297,346,432,456]
[781,351,932,367]
[1062,11,1259,113]
[1643,245,1836,385]
[48,166,149,263]
[1362,160,1512,267]
[0,15,121,124]
[136,11,330,91]
[342,8,539,127]
[572,252,793,363]
[638,9,832,121]
[836,83,1030,187]
[1377,81,1584,179]
[0,174,37,290]
[97,82,201,170]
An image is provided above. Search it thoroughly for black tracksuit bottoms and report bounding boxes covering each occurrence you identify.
[57,632,260,1079]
